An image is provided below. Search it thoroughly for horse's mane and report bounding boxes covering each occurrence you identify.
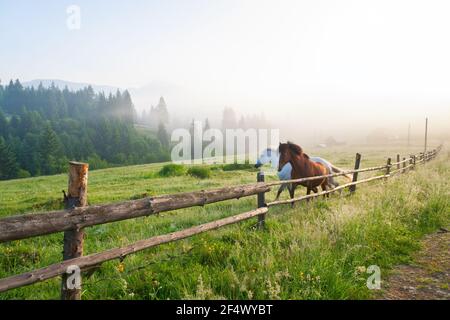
[287,141,303,155]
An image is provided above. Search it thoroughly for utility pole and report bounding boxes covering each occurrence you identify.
[424,117,428,154]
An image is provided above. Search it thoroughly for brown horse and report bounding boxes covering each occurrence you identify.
[278,142,329,204]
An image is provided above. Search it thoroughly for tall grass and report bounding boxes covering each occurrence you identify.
[0,148,448,299]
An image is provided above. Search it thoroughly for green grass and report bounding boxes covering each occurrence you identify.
[187,166,212,179]
[0,145,448,300]
[158,164,187,177]
[221,163,255,171]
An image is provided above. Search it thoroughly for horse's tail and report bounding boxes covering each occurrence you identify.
[330,164,352,181]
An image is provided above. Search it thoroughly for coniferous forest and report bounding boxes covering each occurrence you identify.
[0,80,170,180]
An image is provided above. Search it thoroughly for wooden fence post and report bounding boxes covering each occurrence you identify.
[349,153,361,193]
[396,154,400,170]
[412,155,416,169]
[61,161,88,300]
[386,158,392,177]
[402,157,406,173]
[256,171,266,229]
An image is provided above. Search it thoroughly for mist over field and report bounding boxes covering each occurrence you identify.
[2,0,449,147]
[0,0,449,303]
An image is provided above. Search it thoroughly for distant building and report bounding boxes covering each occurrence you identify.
[316,136,346,148]
[366,128,391,144]
[324,136,346,147]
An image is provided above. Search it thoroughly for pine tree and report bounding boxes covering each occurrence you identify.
[121,90,136,123]
[19,134,41,176]
[0,82,4,109]
[222,107,237,130]
[0,110,8,138]
[0,80,169,179]
[39,124,64,175]
[204,118,211,131]
[157,122,170,150]
[0,137,19,180]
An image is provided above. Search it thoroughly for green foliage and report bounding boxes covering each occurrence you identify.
[0,110,8,138]
[0,79,169,180]
[0,137,19,180]
[39,124,66,175]
[158,164,186,177]
[187,166,211,179]
[17,169,31,179]
[157,122,170,150]
[86,154,110,170]
[222,162,255,171]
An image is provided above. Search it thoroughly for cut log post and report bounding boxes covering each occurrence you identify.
[349,153,361,193]
[396,154,400,170]
[402,158,406,173]
[61,161,88,300]
[386,158,392,178]
[412,155,416,169]
[257,171,266,230]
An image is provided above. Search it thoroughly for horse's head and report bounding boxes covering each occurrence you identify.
[278,142,303,172]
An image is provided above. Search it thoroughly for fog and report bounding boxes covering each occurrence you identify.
[2,0,449,143]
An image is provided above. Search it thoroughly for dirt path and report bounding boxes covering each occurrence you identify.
[380,228,450,300]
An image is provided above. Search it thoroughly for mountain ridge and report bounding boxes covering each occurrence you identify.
[22,79,122,95]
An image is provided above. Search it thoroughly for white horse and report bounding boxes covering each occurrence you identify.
[255,147,350,200]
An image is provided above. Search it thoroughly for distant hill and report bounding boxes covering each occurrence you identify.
[22,79,121,95]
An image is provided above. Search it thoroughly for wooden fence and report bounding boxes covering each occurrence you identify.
[0,145,442,299]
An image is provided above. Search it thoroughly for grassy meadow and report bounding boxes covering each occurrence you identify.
[0,144,448,299]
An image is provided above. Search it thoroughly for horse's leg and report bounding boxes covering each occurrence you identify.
[321,181,329,198]
[328,177,342,194]
[305,186,312,202]
[275,184,286,201]
[328,176,338,188]
[289,184,296,208]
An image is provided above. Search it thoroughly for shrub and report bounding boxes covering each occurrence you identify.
[222,162,254,171]
[187,166,211,179]
[17,169,31,179]
[86,154,110,170]
[158,164,186,177]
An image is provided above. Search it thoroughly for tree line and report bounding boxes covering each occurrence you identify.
[0,80,170,180]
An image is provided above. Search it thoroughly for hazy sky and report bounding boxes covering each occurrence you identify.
[1,0,449,138]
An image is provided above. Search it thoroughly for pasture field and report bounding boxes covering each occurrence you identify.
[0,144,448,299]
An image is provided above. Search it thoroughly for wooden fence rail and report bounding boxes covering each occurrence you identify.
[0,183,270,243]
[0,145,442,298]
[267,174,389,207]
[0,207,268,293]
